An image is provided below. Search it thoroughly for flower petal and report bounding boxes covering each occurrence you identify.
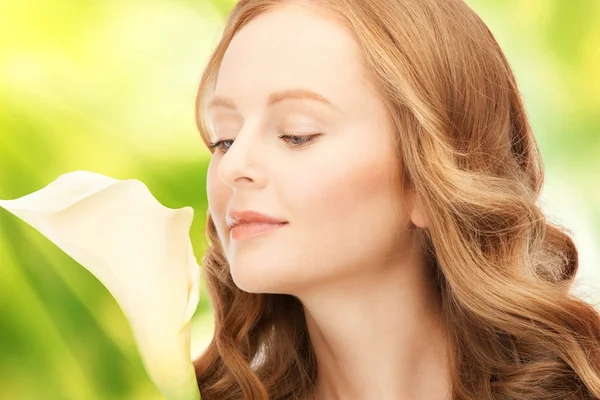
[0,171,202,400]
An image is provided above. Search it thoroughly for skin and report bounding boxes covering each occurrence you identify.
[206,4,451,400]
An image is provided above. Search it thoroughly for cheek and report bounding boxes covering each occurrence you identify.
[206,158,230,240]
[265,149,406,289]
[290,152,401,225]
[283,147,406,262]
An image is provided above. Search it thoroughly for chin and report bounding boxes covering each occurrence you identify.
[230,263,306,295]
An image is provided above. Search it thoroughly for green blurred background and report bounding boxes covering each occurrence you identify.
[0,0,598,398]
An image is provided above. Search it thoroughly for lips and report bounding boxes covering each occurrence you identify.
[226,210,288,241]
[226,210,288,228]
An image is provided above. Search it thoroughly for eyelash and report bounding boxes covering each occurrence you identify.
[208,133,321,153]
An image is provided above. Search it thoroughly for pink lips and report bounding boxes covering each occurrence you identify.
[226,210,288,241]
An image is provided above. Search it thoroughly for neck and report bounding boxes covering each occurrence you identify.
[296,237,451,400]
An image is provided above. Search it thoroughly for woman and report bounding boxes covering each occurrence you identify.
[1,0,599,399]
[194,0,600,399]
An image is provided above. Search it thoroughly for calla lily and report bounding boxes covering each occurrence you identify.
[0,170,202,400]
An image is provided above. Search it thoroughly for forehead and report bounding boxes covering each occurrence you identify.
[214,4,370,113]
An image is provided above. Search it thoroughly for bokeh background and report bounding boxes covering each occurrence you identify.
[0,0,598,398]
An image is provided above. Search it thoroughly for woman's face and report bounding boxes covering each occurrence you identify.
[206,4,413,294]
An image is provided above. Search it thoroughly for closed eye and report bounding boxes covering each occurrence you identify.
[208,139,233,153]
[278,133,322,148]
[207,133,322,154]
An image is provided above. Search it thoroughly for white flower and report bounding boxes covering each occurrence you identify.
[0,171,202,400]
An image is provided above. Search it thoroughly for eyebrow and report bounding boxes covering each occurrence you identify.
[206,88,341,114]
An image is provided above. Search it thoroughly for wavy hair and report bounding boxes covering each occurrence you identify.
[192,0,600,398]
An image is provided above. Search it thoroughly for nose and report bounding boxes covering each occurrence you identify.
[216,129,267,190]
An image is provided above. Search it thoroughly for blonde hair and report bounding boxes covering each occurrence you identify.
[193,0,600,398]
